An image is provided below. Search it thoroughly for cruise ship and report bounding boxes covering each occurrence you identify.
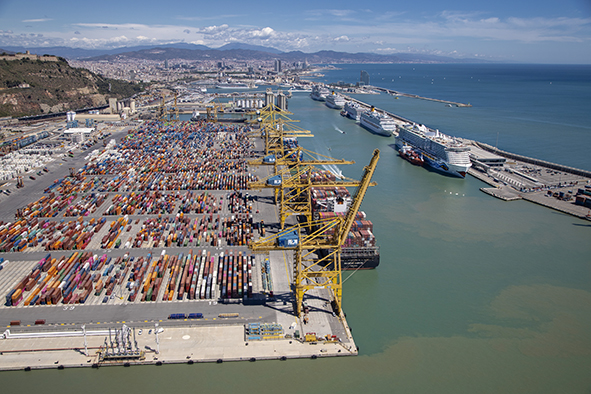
[395,123,472,178]
[288,84,312,93]
[310,85,330,101]
[341,101,362,121]
[215,82,254,89]
[325,91,346,109]
[359,107,397,137]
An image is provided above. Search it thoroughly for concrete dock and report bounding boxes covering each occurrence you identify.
[0,324,356,371]
[0,118,359,371]
[467,142,591,220]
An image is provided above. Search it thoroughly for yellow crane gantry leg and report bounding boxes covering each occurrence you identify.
[250,149,380,317]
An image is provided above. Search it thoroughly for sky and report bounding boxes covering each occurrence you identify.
[0,0,590,63]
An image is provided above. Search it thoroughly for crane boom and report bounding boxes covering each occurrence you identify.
[338,149,380,245]
[248,149,380,317]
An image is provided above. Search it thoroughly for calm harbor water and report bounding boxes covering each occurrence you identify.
[3,64,591,393]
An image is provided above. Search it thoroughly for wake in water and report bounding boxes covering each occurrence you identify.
[334,124,346,134]
[322,164,343,179]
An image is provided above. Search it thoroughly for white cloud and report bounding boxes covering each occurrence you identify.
[197,24,230,35]
[22,18,52,23]
[248,27,274,38]
[0,12,589,62]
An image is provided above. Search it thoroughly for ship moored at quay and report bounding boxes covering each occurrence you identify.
[395,123,472,178]
[310,88,591,215]
[342,101,363,121]
[359,107,398,137]
[325,91,346,109]
[311,85,590,218]
[310,85,330,101]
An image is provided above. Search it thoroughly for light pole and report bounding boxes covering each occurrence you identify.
[155,323,160,354]
[82,324,88,356]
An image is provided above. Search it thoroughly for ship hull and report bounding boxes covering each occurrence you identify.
[360,118,393,137]
[395,139,468,178]
[318,248,380,270]
[346,112,360,121]
[399,148,424,166]
[423,155,467,178]
[325,100,344,109]
[310,93,325,101]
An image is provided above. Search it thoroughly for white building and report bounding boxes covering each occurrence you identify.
[63,127,94,142]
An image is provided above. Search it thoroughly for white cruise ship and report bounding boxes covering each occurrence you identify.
[215,82,254,89]
[359,107,397,137]
[343,101,362,121]
[325,91,346,109]
[310,85,330,101]
[395,123,472,178]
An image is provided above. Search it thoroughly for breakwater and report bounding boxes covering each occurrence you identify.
[371,86,472,107]
[474,141,591,178]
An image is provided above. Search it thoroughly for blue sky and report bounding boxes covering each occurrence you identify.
[1,0,590,63]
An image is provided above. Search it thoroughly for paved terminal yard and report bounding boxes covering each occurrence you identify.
[0,120,357,370]
[467,143,591,220]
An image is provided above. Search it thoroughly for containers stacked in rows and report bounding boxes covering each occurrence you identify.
[3,249,256,307]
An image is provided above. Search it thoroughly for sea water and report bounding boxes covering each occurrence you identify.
[2,64,591,394]
[314,63,591,171]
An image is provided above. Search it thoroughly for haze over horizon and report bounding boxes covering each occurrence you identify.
[1,0,590,64]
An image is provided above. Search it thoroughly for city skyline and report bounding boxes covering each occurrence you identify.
[1,0,590,63]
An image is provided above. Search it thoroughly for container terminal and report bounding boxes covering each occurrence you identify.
[0,101,382,370]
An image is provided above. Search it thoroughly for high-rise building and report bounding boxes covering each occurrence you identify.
[360,70,370,86]
[274,59,282,73]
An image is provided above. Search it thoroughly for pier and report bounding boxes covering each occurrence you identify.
[334,91,591,221]
[371,86,472,107]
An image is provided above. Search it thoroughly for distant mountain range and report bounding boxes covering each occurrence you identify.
[0,42,482,64]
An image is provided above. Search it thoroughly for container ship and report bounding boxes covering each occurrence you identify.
[309,180,379,270]
[325,91,346,109]
[359,107,397,137]
[310,85,330,101]
[395,123,471,178]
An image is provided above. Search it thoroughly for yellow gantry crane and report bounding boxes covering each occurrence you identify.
[249,155,370,229]
[249,149,380,317]
[206,95,226,122]
[157,95,167,122]
[156,93,179,122]
[249,102,313,157]
[171,93,180,122]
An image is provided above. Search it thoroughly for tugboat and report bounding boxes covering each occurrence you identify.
[399,144,424,166]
